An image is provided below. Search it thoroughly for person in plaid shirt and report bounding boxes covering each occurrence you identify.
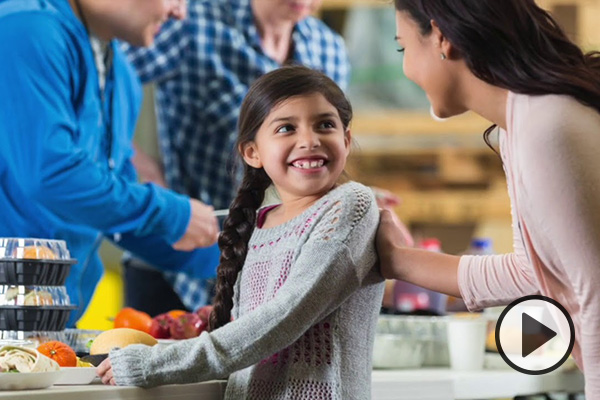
[121,0,351,315]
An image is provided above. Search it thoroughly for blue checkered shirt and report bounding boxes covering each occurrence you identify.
[123,0,350,310]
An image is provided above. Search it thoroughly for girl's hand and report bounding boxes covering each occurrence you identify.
[97,357,117,386]
[377,209,414,279]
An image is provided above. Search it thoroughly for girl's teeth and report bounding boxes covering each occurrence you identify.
[293,160,324,169]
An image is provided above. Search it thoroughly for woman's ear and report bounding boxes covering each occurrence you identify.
[240,141,262,168]
[430,20,453,59]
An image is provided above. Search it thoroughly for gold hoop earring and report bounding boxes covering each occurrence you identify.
[440,53,447,60]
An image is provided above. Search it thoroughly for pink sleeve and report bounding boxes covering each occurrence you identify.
[519,104,600,396]
[458,252,539,311]
[458,169,539,311]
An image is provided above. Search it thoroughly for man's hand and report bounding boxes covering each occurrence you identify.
[173,199,219,250]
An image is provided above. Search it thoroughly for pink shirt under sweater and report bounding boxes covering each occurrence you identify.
[458,91,600,397]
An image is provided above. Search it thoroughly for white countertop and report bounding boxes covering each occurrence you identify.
[0,368,584,400]
[0,380,227,400]
[372,368,585,400]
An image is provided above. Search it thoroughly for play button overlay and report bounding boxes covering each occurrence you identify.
[522,312,557,357]
[495,295,574,375]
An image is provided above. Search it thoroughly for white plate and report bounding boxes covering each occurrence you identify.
[0,371,63,390]
[55,367,97,385]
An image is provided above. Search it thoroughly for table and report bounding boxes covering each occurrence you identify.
[0,368,584,400]
[372,368,585,400]
[1,380,227,400]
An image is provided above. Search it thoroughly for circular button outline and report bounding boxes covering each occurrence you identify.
[495,295,575,375]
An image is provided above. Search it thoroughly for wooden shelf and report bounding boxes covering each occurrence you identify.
[349,110,494,155]
[351,110,490,136]
[397,189,510,224]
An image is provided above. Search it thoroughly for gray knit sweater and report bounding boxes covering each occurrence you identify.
[110,182,384,399]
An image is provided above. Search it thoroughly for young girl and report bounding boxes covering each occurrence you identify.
[378,0,600,396]
[98,65,384,399]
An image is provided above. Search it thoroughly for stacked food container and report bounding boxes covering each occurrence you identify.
[0,238,77,345]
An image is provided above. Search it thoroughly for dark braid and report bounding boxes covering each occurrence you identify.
[209,166,271,331]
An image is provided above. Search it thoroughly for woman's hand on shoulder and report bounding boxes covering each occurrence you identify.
[376,209,414,279]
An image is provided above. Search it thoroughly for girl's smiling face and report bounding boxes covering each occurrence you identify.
[242,92,351,202]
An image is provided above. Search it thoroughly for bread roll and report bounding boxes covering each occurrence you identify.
[90,328,158,355]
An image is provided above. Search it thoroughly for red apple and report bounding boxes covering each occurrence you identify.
[170,312,207,339]
[195,305,214,324]
[149,313,174,339]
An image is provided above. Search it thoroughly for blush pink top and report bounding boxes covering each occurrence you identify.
[458,91,600,397]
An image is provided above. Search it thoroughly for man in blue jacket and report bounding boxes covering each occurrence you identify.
[0,0,221,326]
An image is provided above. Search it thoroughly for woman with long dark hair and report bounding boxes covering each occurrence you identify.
[377,0,600,395]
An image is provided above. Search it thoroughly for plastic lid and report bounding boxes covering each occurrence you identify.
[418,238,442,252]
[0,331,68,348]
[0,339,36,348]
[0,286,71,306]
[471,238,493,250]
[0,238,70,260]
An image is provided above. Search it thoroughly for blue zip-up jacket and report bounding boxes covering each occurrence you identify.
[0,0,220,325]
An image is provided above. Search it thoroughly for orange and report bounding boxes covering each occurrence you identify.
[167,309,187,319]
[38,341,77,367]
[113,307,152,333]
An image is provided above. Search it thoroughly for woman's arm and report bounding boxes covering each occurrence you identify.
[377,208,539,308]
